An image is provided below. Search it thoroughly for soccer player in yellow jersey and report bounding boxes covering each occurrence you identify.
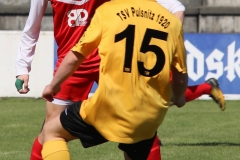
[41,0,188,159]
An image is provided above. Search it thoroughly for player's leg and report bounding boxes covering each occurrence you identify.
[41,102,108,160]
[185,83,211,102]
[205,78,225,110]
[41,114,75,160]
[185,78,225,111]
[30,101,69,160]
[119,133,160,160]
[147,135,161,160]
[170,71,225,110]
[30,76,95,160]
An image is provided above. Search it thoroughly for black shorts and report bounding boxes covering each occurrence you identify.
[60,101,157,160]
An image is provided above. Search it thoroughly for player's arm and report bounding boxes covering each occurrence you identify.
[15,0,48,93]
[171,28,188,108]
[42,50,86,101]
[169,0,185,23]
[173,11,184,23]
[171,65,188,107]
[157,0,185,23]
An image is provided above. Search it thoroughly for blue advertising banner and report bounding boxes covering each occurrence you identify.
[184,34,240,97]
[54,34,240,99]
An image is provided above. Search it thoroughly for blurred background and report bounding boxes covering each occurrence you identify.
[0,1,239,160]
[1,0,240,32]
[0,0,240,99]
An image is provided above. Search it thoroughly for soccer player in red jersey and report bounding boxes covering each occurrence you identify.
[15,0,109,160]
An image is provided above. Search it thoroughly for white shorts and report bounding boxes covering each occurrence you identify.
[51,98,75,106]
[51,93,93,106]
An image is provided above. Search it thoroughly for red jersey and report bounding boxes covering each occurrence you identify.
[51,0,109,75]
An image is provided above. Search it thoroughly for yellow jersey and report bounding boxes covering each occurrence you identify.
[72,0,187,143]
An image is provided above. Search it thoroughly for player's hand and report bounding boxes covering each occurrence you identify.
[42,84,60,102]
[171,96,185,108]
[15,75,30,94]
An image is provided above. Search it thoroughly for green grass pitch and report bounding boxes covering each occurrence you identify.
[0,98,239,160]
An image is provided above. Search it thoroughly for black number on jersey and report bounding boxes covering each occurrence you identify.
[115,25,168,77]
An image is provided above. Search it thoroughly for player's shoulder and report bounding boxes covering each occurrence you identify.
[94,0,122,18]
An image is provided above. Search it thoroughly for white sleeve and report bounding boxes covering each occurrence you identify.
[15,0,48,76]
[156,0,185,14]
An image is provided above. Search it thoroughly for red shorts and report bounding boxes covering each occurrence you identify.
[54,49,100,102]
[54,71,99,102]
